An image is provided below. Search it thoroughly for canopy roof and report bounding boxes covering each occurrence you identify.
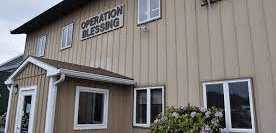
[5,56,135,85]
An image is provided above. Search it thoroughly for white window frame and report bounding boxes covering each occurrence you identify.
[61,23,74,50]
[14,86,37,133]
[36,35,47,57]
[74,86,109,130]
[137,0,161,24]
[202,79,256,133]
[133,86,165,128]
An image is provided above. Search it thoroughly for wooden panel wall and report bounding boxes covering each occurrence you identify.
[54,78,132,133]
[6,64,49,133]
[23,0,276,132]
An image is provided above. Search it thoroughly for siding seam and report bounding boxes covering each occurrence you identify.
[260,0,276,110]
[246,0,261,132]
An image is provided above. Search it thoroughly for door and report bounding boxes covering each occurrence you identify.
[14,86,37,133]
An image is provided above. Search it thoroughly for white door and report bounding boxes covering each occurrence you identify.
[14,86,37,133]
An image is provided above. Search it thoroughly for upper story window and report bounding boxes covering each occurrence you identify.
[61,23,74,49]
[138,0,161,24]
[203,79,255,133]
[74,86,109,130]
[133,86,164,127]
[36,35,47,57]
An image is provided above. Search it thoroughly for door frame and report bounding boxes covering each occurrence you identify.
[14,86,37,133]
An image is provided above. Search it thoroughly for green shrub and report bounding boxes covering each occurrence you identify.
[150,105,224,133]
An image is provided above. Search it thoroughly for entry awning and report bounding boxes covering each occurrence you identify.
[5,56,135,85]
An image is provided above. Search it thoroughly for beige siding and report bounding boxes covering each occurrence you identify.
[6,64,49,133]
[54,78,132,133]
[23,0,276,132]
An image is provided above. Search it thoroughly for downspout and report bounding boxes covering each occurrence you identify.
[4,84,14,133]
[44,74,65,133]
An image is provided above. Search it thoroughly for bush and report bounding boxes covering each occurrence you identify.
[150,105,224,133]
[0,113,6,127]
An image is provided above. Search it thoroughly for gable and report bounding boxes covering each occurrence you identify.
[15,63,46,80]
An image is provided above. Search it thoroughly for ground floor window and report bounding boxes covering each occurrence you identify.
[133,86,164,127]
[74,86,109,130]
[203,79,255,132]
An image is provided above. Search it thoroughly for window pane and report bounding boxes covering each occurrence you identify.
[41,36,46,56]
[136,90,147,124]
[150,89,162,123]
[36,39,41,56]
[150,0,160,18]
[206,84,226,128]
[139,0,148,23]
[36,36,46,56]
[229,81,252,129]
[21,96,32,133]
[61,27,68,48]
[68,24,73,44]
[78,92,104,124]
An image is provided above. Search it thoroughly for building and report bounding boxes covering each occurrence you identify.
[4,0,276,133]
[0,55,24,132]
[0,55,24,116]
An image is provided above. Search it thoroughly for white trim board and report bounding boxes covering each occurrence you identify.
[5,57,59,85]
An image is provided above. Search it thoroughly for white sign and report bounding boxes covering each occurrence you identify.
[80,5,124,41]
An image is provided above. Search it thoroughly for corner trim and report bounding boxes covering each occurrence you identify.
[4,85,13,133]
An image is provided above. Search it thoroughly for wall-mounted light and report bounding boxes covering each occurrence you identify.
[140,25,149,32]
[13,84,19,96]
[201,0,222,7]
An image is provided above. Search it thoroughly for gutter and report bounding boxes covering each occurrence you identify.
[59,69,136,85]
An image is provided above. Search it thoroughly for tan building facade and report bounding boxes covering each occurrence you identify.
[4,0,276,132]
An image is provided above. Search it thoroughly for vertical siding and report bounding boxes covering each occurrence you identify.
[54,78,132,133]
[22,0,276,132]
[6,64,49,133]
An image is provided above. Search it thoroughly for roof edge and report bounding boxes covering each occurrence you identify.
[5,57,135,86]
[60,69,136,85]
[5,57,60,85]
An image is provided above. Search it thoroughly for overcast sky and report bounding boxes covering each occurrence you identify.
[0,0,62,64]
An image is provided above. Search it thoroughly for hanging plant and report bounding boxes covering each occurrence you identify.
[201,0,223,6]
[150,105,224,133]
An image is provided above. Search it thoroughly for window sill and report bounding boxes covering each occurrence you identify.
[60,45,72,51]
[35,55,44,58]
[133,123,150,129]
[137,16,161,26]
[74,124,107,130]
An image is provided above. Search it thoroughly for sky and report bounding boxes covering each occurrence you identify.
[0,0,62,64]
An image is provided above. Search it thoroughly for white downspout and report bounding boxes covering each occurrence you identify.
[44,74,65,133]
[4,85,14,133]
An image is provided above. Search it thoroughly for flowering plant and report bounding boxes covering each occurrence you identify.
[150,105,224,133]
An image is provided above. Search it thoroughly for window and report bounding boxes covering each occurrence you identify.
[74,86,109,130]
[203,79,255,133]
[61,23,74,49]
[133,86,164,127]
[36,35,47,57]
[138,0,161,24]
